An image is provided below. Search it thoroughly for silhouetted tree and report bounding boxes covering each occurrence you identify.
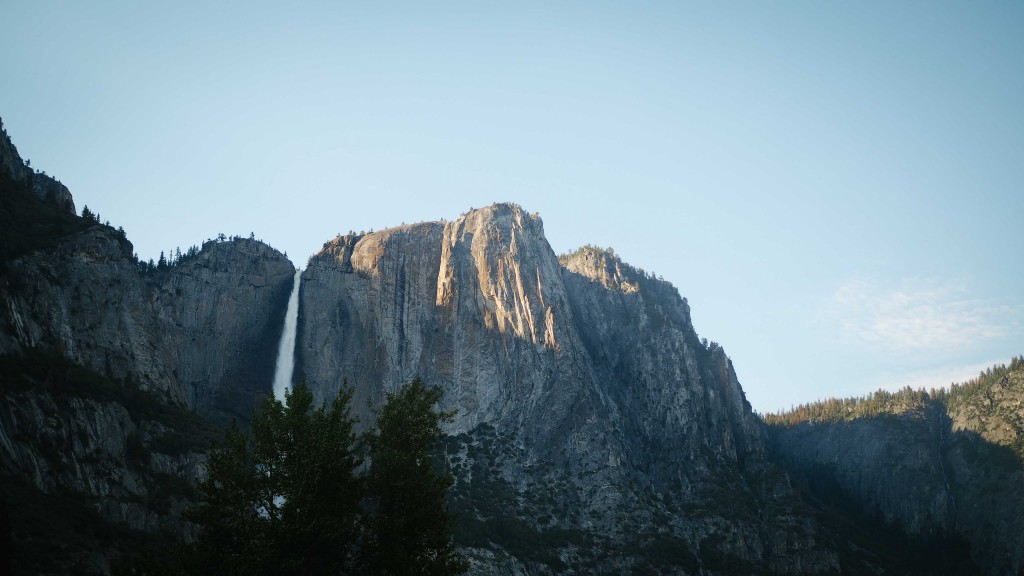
[187,380,464,575]
[189,384,362,575]
[360,379,466,575]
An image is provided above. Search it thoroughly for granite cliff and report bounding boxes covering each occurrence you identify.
[298,204,837,573]
[1,229,295,420]
[767,361,1024,575]
[0,118,295,572]
[296,203,1019,574]
[2,115,1021,575]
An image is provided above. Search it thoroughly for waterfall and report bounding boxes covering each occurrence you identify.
[272,269,302,401]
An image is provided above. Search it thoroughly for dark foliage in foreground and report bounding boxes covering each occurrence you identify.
[182,379,465,576]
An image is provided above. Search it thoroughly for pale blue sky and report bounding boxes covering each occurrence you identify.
[3,1,1021,412]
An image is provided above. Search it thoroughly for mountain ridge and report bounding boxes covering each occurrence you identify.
[0,117,300,571]
[765,358,1024,575]
[296,201,838,573]
[0,117,1016,574]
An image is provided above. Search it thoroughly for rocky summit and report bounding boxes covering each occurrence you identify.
[298,203,836,573]
[0,117,1021,575]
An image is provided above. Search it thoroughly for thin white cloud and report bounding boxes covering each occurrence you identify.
[831,277,1018,351]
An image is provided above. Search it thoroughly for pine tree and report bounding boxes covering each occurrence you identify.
[189,384,362,575]
[361,378,466,575]
[186,380,464,575]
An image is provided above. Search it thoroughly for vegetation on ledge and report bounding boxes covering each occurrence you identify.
[761,356,1024,463]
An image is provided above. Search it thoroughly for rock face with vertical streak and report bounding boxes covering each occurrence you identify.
[0,117,297,571]
[1,116,296,419]
[298,203,837,573]
[6,113,1021,574]
[1,231,295,422]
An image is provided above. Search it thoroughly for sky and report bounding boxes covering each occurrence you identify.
[2,1,1022,412]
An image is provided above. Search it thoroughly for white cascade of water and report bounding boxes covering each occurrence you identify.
[272,269,302,401]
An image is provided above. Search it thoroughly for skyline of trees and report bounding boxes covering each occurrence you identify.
[762,356,1024,427]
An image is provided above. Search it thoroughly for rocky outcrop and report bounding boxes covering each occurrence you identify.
[0,117,74,214]
[1,229,295,422]
[943,429,1024,576]
[298,203,838,574]
[769,407,954,535]
[768,366,1024,575]
[0,122,296,573]
[559,246,764,486]
[151,238,296,421]
[560,247,834,574]
[300,209,602,448]
[0,353,218,574]
[946,368,1024,455]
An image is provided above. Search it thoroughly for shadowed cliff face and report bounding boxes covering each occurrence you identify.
[1,116,296,420]
[560,247,764,491]
[298,203,838,573]
[0,223,295,569]
[0,124,297,572]
[0,231,295,422]
[0,352,218,573]
[768,368,1024,576]
[769,407,955,535]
